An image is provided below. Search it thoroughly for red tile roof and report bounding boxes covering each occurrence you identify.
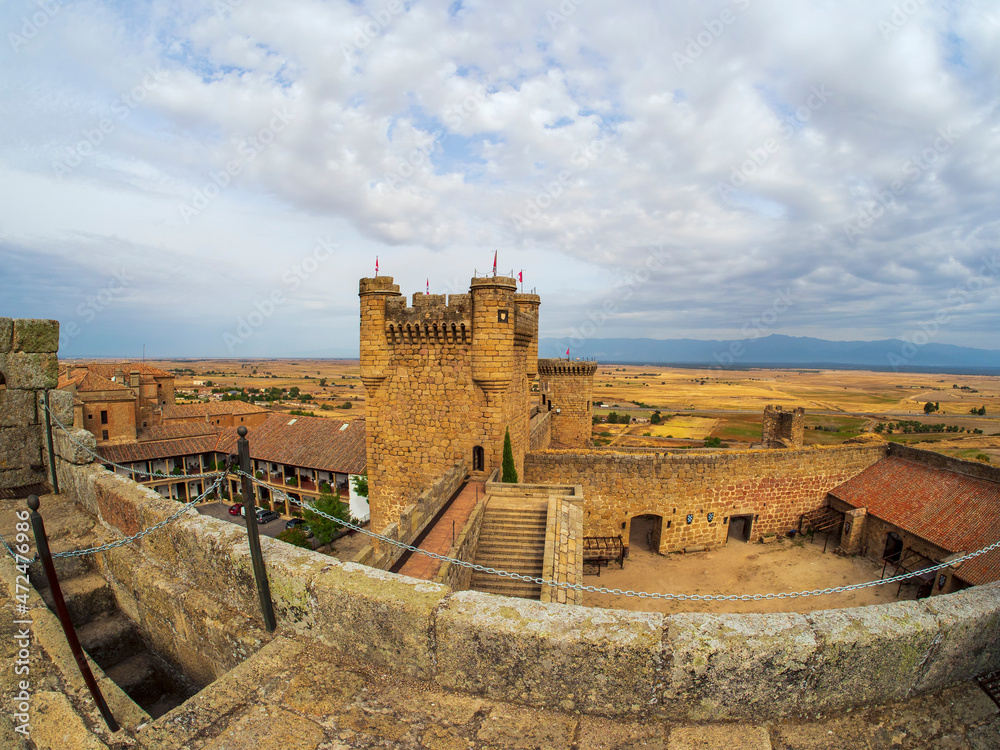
[58,370,132,395]
[216,414,367,475]
[137,423,219,442]
[83,362,174,379]
[98,414,366,476]
[830,457,1000,585]
[160,401,270,420]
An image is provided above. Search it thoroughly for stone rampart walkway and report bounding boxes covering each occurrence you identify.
[396,480,485,580]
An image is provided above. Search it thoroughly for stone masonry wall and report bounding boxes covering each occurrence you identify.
[524,445,887,551]
[529,408,551,452]
[0,318,59,489]
[48,458,1000,721]
[355,462,466,570]
[360,276,537,539]
[538,359,596,448]
[540,497,584,606]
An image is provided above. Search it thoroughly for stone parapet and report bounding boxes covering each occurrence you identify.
[47,460,1000,721]
[541,497,584,605]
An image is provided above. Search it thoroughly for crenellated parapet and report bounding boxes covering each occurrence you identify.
[537,359,599,377]
[385,293,473,347]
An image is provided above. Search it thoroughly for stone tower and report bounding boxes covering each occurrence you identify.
[761,405,804,448]
[359,275,539,535]
[537,359,597,448]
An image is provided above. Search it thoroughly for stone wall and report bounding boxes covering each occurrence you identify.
[355,462,467,570]
[0,318,59,489]
[537,359,596,447]
[47,458,1000,720]
[529,408,551,452]
[524,445,887,550]
[359,276,537,536]
[435,494,488,591]
[540,497,584,606]
[761,404,804,448]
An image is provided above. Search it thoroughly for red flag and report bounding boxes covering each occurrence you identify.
[518,270,523,283]
[375,256,379,276]
[492,250,497,274]
[566,347,570,358]
[426,278,429,294]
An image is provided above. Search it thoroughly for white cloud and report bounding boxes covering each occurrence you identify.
[1,0,998,355]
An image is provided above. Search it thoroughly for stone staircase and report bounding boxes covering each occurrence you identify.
[25,498,199,719]
[470,498,547,600]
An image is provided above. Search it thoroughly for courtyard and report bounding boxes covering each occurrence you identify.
[584,516,920,615]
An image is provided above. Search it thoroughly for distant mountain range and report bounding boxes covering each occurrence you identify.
[539,334,1000,371]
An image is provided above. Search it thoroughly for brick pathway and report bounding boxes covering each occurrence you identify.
[396,481,486,580]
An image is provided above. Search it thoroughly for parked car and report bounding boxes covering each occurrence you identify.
[284,517,314,537]
[228,503,242,516]
[256,508,281,524]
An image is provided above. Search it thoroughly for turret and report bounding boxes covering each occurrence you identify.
[470,276,517,400]
[358,276,402,394]
[538,358,598,447]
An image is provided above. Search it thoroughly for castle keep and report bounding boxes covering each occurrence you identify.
[360,275,543,535]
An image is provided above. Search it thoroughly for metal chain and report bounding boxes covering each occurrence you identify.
[0,531,36,564]
[49,474,226,559]
[241,470,1000,602]
[42,401,226,480]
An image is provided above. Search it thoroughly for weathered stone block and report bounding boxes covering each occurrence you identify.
[0,425,42,472]
[435,590,663,715]
[53,428,98,465]
[664,612,816,720]
[918,582,1000,692]
[40,388,74,428]
[0,388,37,427]
[0,318,11,353]
[12,318,59,353]
[0,352,58,389]
[309,562,448,679]
[807,601,941,709]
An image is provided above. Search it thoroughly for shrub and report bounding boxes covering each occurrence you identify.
[502,427,518,483]
[277,528,311,549]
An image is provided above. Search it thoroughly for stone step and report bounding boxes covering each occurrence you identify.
[77,613,144,670]
[480,521,546,532]
[477,532,546,544]
[104,653,163,707]
[473,562,543,577]
[475,545,545,558]
[39,572,116,627]
[470,578,542,599]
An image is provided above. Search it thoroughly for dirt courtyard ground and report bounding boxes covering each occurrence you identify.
[583,517,920,616]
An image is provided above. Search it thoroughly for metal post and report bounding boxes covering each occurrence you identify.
[42,392,59,495]
[27,496,118,732]
[237,427,276,633]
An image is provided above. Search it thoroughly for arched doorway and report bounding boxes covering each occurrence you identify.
[628,514,664,553]
[472,446,484,472]
[883,532,904,564]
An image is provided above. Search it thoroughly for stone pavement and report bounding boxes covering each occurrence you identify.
[396,481,485,580]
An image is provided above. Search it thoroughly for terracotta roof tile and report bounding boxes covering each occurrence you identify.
[161,401,270,420]
[137,423,219,442]
[98,434,223,464]
[830,457,1000,585]
[216,414,367,475]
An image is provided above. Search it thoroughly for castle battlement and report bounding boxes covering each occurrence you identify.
[538,359,599,376]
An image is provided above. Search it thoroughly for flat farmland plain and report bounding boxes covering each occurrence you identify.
[67,358,1000,462]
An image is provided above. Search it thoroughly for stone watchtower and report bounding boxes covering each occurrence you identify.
[359,275,539,535]
[537,359,597,448]
[761,404,805,448]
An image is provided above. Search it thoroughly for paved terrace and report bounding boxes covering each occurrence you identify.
[395,480,485,581]
[2,491,1000,749]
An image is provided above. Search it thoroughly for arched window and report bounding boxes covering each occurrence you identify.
[472,445,484,472]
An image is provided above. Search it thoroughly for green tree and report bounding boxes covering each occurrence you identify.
[923,401,936,414]
[650,410,662,425]
[501,427,518,483]
[304,492,351,545]
[277,528,311,549]
[351,471,368,498]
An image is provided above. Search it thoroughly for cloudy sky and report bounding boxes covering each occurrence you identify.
[1,0,998,358]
